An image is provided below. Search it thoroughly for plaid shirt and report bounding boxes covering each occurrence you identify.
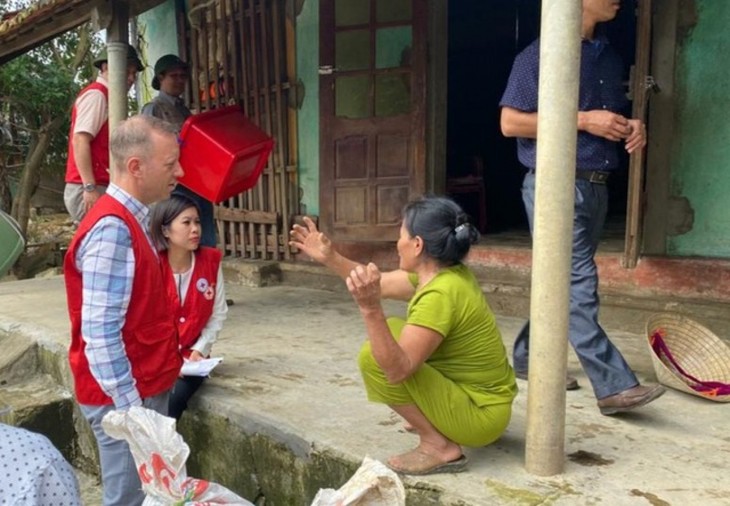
[75,184,157,409]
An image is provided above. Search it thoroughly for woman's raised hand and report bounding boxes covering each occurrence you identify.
[346,262,382,311]
[289,216,333,264]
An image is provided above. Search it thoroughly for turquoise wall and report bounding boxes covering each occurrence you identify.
[296,0,320,216]
[668,0,730,257]
[136,0,180,108]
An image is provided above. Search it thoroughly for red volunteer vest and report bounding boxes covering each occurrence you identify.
[65,81,111,185]
[64,195,181,405]
[161,247,222,358]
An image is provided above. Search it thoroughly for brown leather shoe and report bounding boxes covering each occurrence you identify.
[514,370,580,391]
[597,384,666,415]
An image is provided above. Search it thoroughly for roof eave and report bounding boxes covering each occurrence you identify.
[0,0,168,66]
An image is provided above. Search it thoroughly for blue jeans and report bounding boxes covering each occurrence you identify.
[513,172,638,399]
[173,185,217,248]
[80,392,170,506]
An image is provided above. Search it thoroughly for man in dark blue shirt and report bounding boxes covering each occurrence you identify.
[500,0,664,415]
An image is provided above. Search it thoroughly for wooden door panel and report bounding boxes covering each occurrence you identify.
[377,185,410,222]
[332,185,407,226]
[320,0,426,241]
[334,187,367,223]
[332,134,410,179]
[377,134,410,177]
[334,136,368,179]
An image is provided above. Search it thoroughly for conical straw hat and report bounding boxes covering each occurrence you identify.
[646,313,730,402]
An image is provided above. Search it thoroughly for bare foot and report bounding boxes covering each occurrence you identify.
[390,442,462,466]
[402,422,416,433]
[419,440,463,463]
[387,445,467,475]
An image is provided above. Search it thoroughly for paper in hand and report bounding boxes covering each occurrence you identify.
[180,357,223,377]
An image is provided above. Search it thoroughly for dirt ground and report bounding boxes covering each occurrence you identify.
[26,211,75,245]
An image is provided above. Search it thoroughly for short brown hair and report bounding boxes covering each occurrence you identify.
[109,115,178,172]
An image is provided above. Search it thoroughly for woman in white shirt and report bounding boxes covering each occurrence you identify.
[150,195,228,420]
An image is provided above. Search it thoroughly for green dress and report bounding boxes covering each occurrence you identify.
[358,264,517,447]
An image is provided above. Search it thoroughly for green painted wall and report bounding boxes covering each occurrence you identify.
[668,0,730,257]
[296,0,320,216]
[136,0,180,108]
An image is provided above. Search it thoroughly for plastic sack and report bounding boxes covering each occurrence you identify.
[310,456,405,506]
[102,406,254,505]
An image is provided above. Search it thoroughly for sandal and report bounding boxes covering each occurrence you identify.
[386,448,468,475]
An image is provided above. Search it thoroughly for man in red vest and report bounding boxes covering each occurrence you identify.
[64,115,184,506]
[64,44,144,226]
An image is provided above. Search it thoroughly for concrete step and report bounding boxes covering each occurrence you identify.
[222,258,730,344]
[0,330,76,462]
[472,262,730,342]
[222,258,282,287]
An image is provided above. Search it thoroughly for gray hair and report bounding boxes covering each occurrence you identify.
[110,115,178,171]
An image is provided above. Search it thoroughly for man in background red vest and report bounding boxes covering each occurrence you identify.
[64,44,144,226]
[64,115,184,506]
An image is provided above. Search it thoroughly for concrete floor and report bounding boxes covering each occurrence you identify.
[0,275,728,505]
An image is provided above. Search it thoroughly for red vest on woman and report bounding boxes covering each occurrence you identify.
[64,195,181,405]
[161,247,222,358]
[64,81,111,185]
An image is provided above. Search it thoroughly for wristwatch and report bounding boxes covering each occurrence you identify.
[82,183,96,192]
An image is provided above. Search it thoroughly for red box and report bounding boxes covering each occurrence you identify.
[178,105,274,203]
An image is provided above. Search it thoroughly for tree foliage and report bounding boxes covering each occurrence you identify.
[1,29,90,174]
[0,8,101,234]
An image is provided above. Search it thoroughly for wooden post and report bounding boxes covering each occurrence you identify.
[525,0,582,476]
[622,0,653,268]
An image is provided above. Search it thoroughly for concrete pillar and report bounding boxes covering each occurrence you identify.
[106,41,129,132]
[524,0,582,476]
[106,0,130,133]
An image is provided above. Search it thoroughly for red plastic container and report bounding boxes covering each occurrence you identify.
[178,105,274,203]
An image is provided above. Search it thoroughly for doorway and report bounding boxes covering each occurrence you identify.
[445,0,638,252]
[318,0,428,242]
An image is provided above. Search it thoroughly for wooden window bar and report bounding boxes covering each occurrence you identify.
[182,0,298,260]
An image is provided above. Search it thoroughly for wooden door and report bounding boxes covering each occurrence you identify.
[319,0,427,241]
[623,0,653,267]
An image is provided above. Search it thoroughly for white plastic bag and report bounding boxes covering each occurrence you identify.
[102,406,254,505]
[310,456,405,506]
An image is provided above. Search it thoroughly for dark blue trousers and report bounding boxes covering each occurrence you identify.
[168,375,206,421]
[513,172,638,399]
